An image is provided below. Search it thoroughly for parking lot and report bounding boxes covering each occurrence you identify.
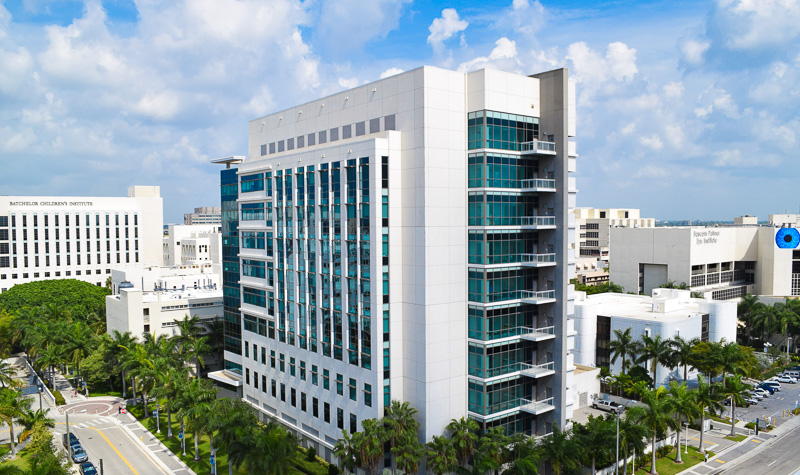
[726,376,800,428]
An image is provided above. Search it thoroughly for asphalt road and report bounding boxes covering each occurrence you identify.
[724,422,800,474]
[725,379,800,428]
[54,403,168,475]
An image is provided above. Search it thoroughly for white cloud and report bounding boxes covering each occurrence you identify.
[639,135,664,150]
[713,0,800,51]
[457,37,520,73]
[565,41,637,100]
[663,81,684,98]
[314,0,411,53]
[338,77,359,89]
[635,165,670,179]
[678,37,710,65]
[380,68,404,79]
[427,8,468,54]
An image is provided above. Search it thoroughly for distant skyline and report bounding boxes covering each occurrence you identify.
[0,0,798,223]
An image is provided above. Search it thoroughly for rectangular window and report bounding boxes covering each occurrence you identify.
[241,173,265,193]
[350,414,357,434]
[355,121,365,136]
[319,130,327,144]
[364,383,372,407]
[242,259,266,278]
[349,378,356,401]
[241,203,265,221]
[300,361,306,381]
[253,371,258,389]
[290,357,296,376]
[241,231,266,249]
[311,365,318,385]
[291,388,296,407]
[280,383,286,402]
[323,369,330,390]
[279,354,285,372]
[369,118,380,134]
[270,350,276,368]
[245,368,250,385]
[271,380,277,397]
[313,397,319,418]
[297,135,305,148]
[301,392,307,412]
[324,402,330,423]
[261,347,266,365]
[261,375,267,393]
[330,127,339,141]
[242,286,267,307]
[336,373,343,396]
[337,408,344,429]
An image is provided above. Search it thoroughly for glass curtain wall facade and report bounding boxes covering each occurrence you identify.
[221,167,242,372]
[466,110,558,437]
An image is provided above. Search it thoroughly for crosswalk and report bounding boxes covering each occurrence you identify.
[54,418,117,433]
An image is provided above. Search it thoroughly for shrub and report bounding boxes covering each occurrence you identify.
[54,391,66,406]
[656,445,673,458]
[327,464,340,475]
[307,446,317,463]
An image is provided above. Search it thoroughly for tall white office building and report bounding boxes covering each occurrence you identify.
[0,186,163,292]
[212,66,578,461]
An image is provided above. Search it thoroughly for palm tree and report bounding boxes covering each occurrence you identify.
[446,416,480,468]
[211,398,258,475]
[182,336,212,378]
[636,386,679,475]
[752,303,778,342]
[0,387,33,457]
[175,314,205,342]
[719,376,751,436]
[577,415,615,474]
[537,423,582,475]
[243,421,297,475]
[17,407,54,442]
[473,427,510,474]
[637,334,674,386]
[355,418,386,475]
[503,434,540,475]
[152,367,187,438]
[608,328,636,375]
[426,435,457,475]
[667,382,700,464]
[110,330,138,397]
[384,400,420,471]
[0,360,17,388]
[670,336,700,382]
[333,430,359,474]
[392,436,425,475]
[175,377,217,461]
[64,322,97,385]
[738,294,760,345]
[694,376,724,454]
[618,408,648,475]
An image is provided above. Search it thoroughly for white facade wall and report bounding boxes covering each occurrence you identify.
[0,186,163,293]
[163,224,222,267]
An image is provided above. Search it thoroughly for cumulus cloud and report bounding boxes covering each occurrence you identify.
[427,8,468,54]
[457,37,520,73]
[314,0,411,54]
[678,37,710,65]
[380,67,404,79]
[712,0,800,51]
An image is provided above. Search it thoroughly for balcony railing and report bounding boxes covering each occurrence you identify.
[520,362,556,379]
[521,253,556,266]
[520,178,556,191]
[518,397,556,415]
[520,216,556,228]
[520,325,556,342]
[520,290,556,304]
[521,140,557,154]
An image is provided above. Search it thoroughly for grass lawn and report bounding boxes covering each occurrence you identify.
[633,446,713,475]
[725,434,747,442]
[128,405,327,475]
[0,446,32,471]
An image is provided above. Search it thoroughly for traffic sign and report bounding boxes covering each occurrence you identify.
[178,431,184,440]
[121,407,126,414]
[152,410,157,418]
[210,455,216,465]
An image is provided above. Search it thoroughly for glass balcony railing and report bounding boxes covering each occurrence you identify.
[520,290,556,303]
[520,362,555,379]
[520,326,556,342]
[520,216,556,227]
[518,397,555,415]
[520,178,556,191]
[521,253,556,266]
[521,140,556,154]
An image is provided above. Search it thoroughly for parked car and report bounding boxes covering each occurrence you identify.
[762,380,782,391]
[592,399,624,413]
[747,391,764,400]
[744,398,758,406]
[774,375,797,384]
[758,384,777,394]
[753,387,770,397]
[79,462,97,475]
[784,370,800,379]
[70,446,88,463]
[62,433,79,449]
[723,398,749,407]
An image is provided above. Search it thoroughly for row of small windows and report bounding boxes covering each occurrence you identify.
[0,268,111,279]
[260,115,396,156]
[4,213,137,228]
[0,252,139,268]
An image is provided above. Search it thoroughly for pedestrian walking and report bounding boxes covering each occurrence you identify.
[704,452,708,463]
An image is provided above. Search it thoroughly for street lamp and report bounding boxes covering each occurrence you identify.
[155,403,160,433]
[37,382,43,411]
[180,420,186,456]
[615,401,635,474]
[210,448,218,475]
[789,337,794,361]
[684,422,689,454]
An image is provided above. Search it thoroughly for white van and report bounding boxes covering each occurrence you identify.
[785,370,800,379]
[763,380,782,391]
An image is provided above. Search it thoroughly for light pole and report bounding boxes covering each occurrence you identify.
[180,420,186,456]
[210,448,218,475]
[615,401,634,474]
[684,422,689,454]
[789,337,794,361]
[37,383,43,411]
[155,403,160,433]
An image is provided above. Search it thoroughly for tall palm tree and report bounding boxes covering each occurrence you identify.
[64,322,97,384]
[211,398,258,475]
[608,328,636,375]
[175,377,217,461]
[333,430,359,474]
[503,434,540,475]
[737,294,760,345]
[694,376,724,454]
[752,303,778,342]
[667,382,699,464]
[718,341,749,387]
[17,407,54,442]
[0,360,17,388]
[446,416,480,468]
[182,336,212,378]
[243,421,297,475]
[392,436,425,475]
[577,415,615,474]
[670,336,700,382]
[636,386,679,475]
[355,418,386,475]
[110,330,138,397]
[426,435,457,475]
[175,314,205,342]
[618,407,648,475]
[152,367,188,438]
[537,423,582,475]
[0,387,33,457]
[719,376,751,436]
[473,427,510,474]
[637,334,674,386]
[384,400,420,471]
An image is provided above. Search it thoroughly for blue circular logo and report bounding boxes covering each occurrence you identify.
[776,228,800,249]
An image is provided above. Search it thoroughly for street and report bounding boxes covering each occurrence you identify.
[723,420,800,474]
[728,379,800,429]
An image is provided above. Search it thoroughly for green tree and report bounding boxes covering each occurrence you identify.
[503,434,540,475]
[670,336,700,382]
[333,430,359,474]
[694,376,724,454]
[392,436,425,475]
[0,387,33,457]
[64,322,97,385]
[472,427,510,474]
[618,407,648,475]
[426,435,457,475]
[175,377,216,461]
[17,407,54,442]
[719,376,751,436]
[608,328,636,376]
[667,382,699,464]
[636,387,679,475]
[243,421,297,475]
[211,398,258,475]
[537,423,582,475]
[446,417,480,468]
[737,294,760,345]
[576,415,615,474]
[383,400,420,471]
[637,334,674,386]
[354,418,387,475]
[0,279,109,318]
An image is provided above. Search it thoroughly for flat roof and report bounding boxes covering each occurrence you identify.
[138,287,222,303]
[578,292,704,322]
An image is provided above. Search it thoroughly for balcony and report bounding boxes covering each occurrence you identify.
[520,178,556,192]
[520,362,556,379]
[519,397,555,415]
[521,253,556,267]
[521,290,556,305]
[520,216,556,229]
[520,325,556,342]
[520,140,557,155]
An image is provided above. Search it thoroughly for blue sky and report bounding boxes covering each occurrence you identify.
[1,0,798,223]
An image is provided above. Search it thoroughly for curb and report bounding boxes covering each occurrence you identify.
[120,415,197,475]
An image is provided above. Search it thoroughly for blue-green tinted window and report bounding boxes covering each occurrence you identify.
[243,314,267,336]
[468,266,536,303]
[469,230,538,265]
[468,378,532,415]
[242,259,265,278]
[241,173,264,193]
[241,203,264,221]
[468,192,538,226]
[242,286,266,307]
[468,153,539,189]
[468,304,539,340]
[468,110,538,151]
[468,341,532,378]
[241,231,265,249]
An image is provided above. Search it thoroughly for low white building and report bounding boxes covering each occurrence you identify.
[106,266,222,338]
[610,220,799,298]
[574,208,655,262]
[162,224,221,267]
[573,289,737,386]
[184,206,221,226]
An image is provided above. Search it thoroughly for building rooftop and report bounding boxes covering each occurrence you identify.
[134,287,222,303]
[576,291,709,323]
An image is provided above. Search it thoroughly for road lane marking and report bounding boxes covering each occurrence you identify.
[715,459,725,463]
[90,426,140,475]
[768,460,778,467]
